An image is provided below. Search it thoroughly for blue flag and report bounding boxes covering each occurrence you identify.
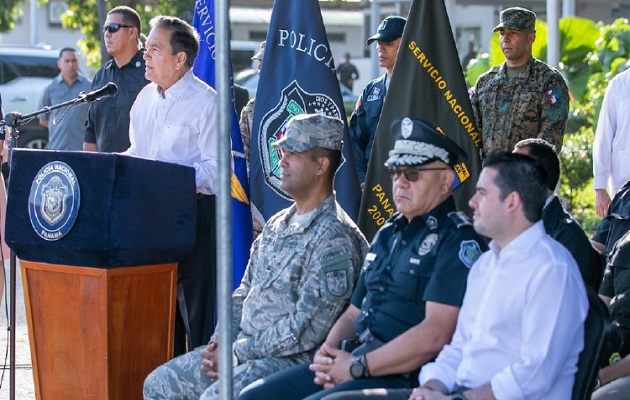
[249,0,361,222]
[193,0,253,289]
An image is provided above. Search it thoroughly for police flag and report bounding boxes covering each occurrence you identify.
[249,0,361,222]
[358,0,482,241]
[193,0,253,288]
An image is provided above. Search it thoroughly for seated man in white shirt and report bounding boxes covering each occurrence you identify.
[323,151,588,400]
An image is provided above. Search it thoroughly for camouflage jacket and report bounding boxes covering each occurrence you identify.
[471,56,569,159]
[238,97,255,165]
[231,195,368,362]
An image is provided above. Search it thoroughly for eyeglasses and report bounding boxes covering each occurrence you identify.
[103,23,134,34]
[388,167,449,182]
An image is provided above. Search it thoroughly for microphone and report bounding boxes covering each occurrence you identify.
[79,82,118,102]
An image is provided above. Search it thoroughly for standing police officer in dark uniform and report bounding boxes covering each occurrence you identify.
[349,16,406,187]
[236,117,486,400]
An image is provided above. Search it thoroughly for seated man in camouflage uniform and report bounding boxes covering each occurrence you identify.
[142,113,369,400]
[235,117,487,400]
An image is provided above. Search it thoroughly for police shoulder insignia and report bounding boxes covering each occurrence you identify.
[459,240,482,268]
[426,215,438,230]
[320,253,353,300]
[448,211,472,228]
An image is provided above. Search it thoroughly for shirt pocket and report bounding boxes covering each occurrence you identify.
[391,261,432,302]
[158,125,194,162]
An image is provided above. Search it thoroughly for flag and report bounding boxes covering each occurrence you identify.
[358,0,483,241]
[193,0,253,289]
[249,0,361,222]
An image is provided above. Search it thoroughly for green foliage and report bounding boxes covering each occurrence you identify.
[464,54,489,87]
[0,0,26,32]
[560,126,594,202]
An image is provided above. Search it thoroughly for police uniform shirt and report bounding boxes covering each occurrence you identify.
[349,74,387,182]
[351,196,486,343]
[84,50,149,152]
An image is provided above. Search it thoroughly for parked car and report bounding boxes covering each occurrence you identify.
[0,46,60,149]
[234,68,359,117]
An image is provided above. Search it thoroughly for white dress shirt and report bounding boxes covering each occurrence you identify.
[593,68,630,195]
[419,221,588,399]
[126,69,218,195]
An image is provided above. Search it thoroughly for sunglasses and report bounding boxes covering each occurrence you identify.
[388,167,449,182]
[103,23,134,33]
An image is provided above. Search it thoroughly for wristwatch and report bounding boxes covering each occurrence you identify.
[349,354,370,379]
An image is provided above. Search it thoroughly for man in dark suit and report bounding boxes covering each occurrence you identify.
[514,138,603,289]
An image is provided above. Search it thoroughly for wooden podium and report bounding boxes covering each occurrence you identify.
[21,262,176,399]
[6,150,197,400]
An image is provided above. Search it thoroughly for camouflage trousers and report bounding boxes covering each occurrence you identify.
[143,345,307,399]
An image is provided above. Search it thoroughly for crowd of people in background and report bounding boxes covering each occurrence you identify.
[2,4,630,400]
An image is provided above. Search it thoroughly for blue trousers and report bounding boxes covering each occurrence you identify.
[236,362,412,400]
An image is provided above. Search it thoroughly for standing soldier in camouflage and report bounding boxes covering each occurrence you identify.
[143,113,368,400]
[470,7,569,160]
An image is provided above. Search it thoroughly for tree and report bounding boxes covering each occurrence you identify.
[0,0,27,32]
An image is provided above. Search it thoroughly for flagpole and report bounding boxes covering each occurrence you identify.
[215,0,234,398]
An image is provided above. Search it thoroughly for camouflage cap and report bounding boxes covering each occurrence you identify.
[492,7,536,32]
[251,41,265,61]
[273,114,344,152]
[384,117,467,168]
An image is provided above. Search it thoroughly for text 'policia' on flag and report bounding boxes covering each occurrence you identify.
[358,0,482,241]
[249,0,361,223]
[193,0,253,289]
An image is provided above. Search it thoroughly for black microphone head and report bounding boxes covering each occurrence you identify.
[103,82,118,97]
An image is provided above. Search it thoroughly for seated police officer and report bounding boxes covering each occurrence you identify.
[235,117,486,400]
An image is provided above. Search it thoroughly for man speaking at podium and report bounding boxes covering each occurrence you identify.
[124,15,218,356]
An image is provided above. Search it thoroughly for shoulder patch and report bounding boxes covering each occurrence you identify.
[320,253,354,300]
[448,211,472,228]
[459,240,482,268]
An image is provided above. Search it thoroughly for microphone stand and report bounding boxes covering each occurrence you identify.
[0,94,95,400]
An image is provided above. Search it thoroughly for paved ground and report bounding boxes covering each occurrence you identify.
[0,260,36,400]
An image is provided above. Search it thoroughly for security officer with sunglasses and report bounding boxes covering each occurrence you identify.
[83,5,149,153]
[235,117,486,400]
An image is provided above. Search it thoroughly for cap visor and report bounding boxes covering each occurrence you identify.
[366,33,397,45]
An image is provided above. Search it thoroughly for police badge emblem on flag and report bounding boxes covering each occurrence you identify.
[258,80,344,200]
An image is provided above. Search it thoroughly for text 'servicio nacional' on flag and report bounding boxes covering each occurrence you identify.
[249,0,361,222]
[193,0,253,289]
[357,0,483,241]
